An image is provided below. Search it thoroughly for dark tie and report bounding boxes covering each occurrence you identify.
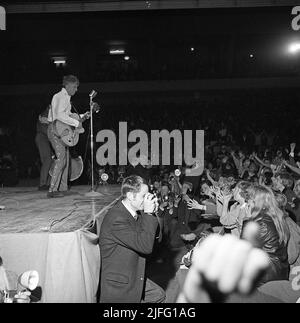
[134,211,141,220]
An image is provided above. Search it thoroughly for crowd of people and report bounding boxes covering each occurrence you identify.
[95,126,300,303]
[0,86,299,187]
[1,75,300,302]
[1,134,300,303]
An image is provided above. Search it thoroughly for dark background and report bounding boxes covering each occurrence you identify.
[0,2,300,180]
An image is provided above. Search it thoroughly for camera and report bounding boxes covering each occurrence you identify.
[149,184,158,195]
[163,194,169,202]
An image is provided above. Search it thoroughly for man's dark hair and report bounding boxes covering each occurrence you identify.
[161,181,170,190]
[152,175,161,183]
[121,175,144,198]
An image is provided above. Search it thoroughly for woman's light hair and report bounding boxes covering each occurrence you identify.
[62,75,79,86]
[248,185,290,245]
[293,179,300,198]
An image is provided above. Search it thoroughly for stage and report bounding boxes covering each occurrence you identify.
[0,185,121,233]
[0,185,121,303]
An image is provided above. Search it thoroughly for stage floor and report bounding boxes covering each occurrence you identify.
[0,185,121,234]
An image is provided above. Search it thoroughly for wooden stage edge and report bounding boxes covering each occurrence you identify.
[0,185,122,234]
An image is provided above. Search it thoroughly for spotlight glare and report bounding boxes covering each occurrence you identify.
[109,49,125,55]
[52,56,66,66]
[288,42,300,54]
[124,56,130,60]
[54,60,66,64]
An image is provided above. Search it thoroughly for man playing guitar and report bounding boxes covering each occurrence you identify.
[47,75,81,198]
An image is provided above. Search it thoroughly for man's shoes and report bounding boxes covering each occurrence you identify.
[47,191,64,198]
[38,185,49,191]
[61,191,76,196]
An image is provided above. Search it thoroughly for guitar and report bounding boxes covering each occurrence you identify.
[53,102,100,147]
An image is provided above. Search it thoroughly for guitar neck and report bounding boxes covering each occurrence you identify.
[81,114,90,122]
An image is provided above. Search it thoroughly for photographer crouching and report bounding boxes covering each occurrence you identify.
[99,175,166,303]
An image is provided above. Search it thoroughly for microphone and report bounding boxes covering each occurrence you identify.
[89,90,97,99]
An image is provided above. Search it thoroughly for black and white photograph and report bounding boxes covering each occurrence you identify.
[0,0,300,308]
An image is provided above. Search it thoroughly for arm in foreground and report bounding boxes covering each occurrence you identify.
[177,222,270,303]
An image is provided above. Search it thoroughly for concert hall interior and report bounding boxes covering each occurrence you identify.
[0,0,300,305]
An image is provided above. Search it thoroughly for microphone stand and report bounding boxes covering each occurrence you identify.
[85,93,103,198]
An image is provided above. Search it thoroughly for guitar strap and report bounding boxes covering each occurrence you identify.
[50,100,57,136]
[71,101,81,117]
[50,102,64,139]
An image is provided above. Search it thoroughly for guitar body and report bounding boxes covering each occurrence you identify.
[54,120,83,147]
[49,155,84,181]
[53,102,100,147]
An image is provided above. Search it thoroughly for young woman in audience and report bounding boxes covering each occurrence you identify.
[242,185,290,284]
[275,193,300,280]
[294,180,300,199]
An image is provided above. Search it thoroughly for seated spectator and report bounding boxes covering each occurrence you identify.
[216,181,253,237]
[275,193,300,281]
[242,185,290,284]
[156,181,174,241]
[294,179,300,199]
[168,182,211,249]
[199,179,216,201]
[259,169,273,187]
[168,171,182,196]
[241,162,258,183]
[272,172,300,225]
[219,156,237,178]
[152,175,162,192]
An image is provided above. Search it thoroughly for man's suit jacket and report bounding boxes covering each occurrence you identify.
[99,201,158,303]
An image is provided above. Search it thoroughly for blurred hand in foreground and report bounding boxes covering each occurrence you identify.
[177,222,269,303]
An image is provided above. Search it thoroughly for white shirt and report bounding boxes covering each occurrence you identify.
[122,200,138,220]
[48,88,79,127]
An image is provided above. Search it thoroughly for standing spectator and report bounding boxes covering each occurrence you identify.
[35,104,52,190]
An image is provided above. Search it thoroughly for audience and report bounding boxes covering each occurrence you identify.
[124,137,300,303]
[1,90,300,303]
